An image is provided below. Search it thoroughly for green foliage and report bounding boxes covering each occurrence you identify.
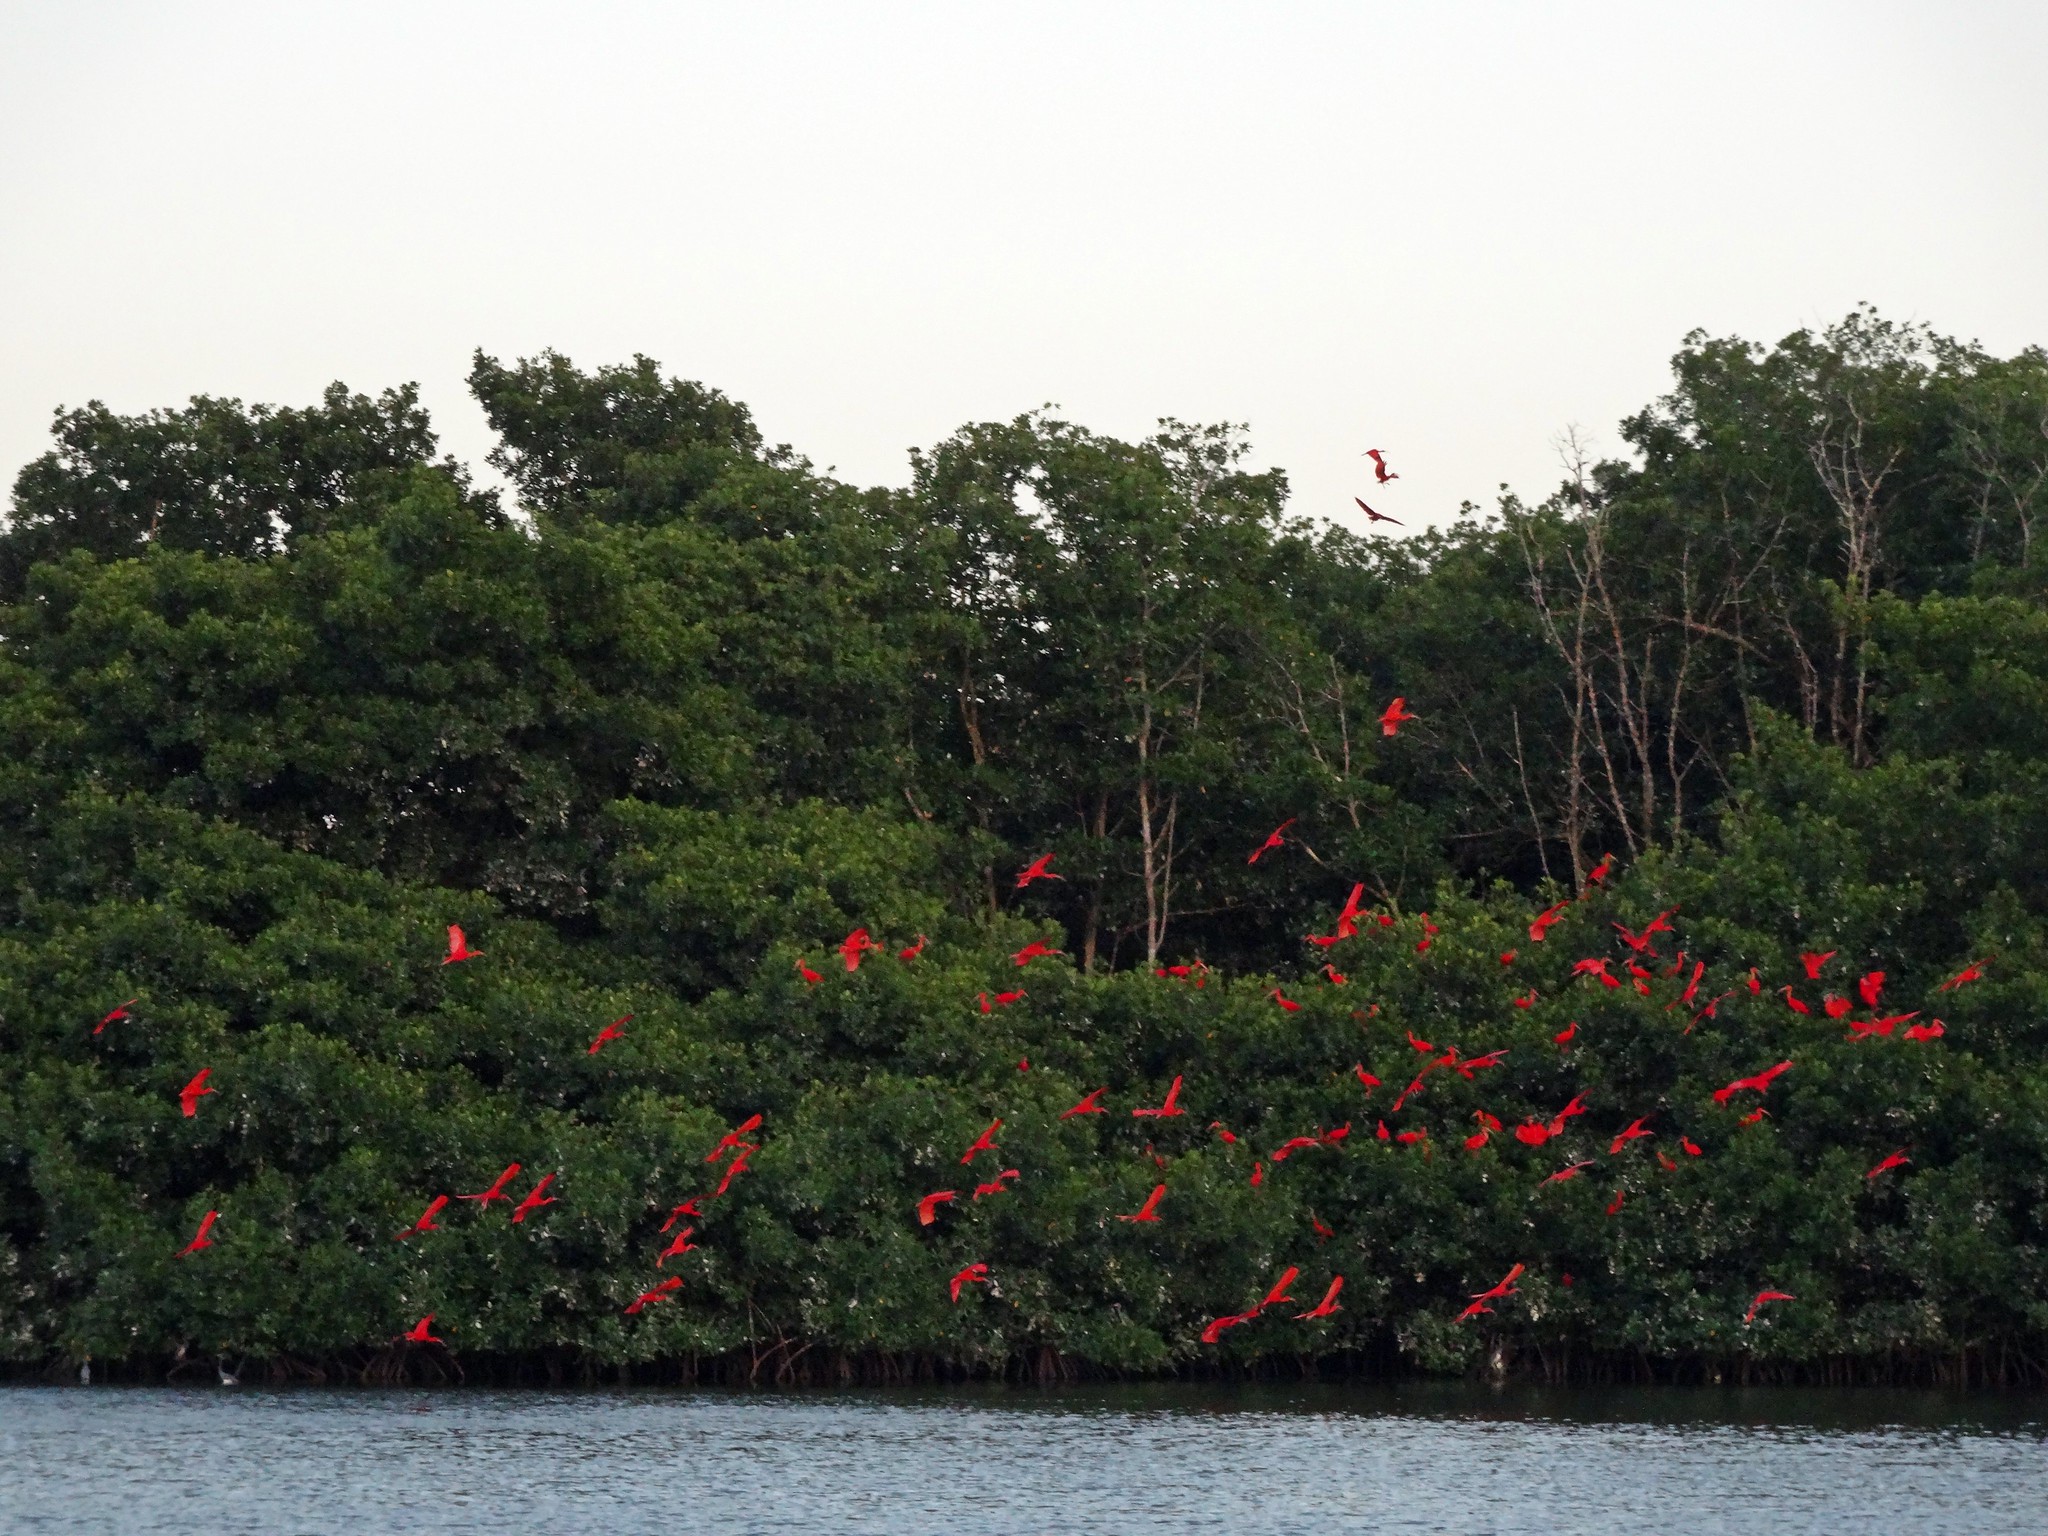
[3,319,2046,1382]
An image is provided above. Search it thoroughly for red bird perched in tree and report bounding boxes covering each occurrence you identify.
[1541,1161,1595,1186]
[1823,995,1851,1020]
[1322,965,1348,986]
[625,1276,683,1315]
[510,1173,558,1223]
[1606,1189,1627,1216]
[395,1196,448,1242]
[1132,1076,1186,1119]
[1656,1150,1678,1172]
[1747,968,1762,995]
[94,999,137,1037]
[1938,959,1990,992]
[990,989,1028,1008]
[1014,854,1061,889]
[1260,1267,1301,1309]
[1739,1108,1769,1127]
[1779,986,1811,1016]
[1867,1150,1912,1179]
[1061,1088,1109,1119]
[839,928,880,972]
[706,1115,764,1163]
[1415,913,1439,953]
[660,1198,703,1232]
[1463,1127,1492,1152]
[1322,1122,1353,1145]
[1013,939,1063,966]
[1270,1135,1322,1162]
[795,957,823,986]
[1904,1019,1946,1041]
[917,1190,957,1225]
[402,1315,444,1345]
[443,924,482,965]
[1858,970,1885,1008]
[1376,1120,1390,1141]
[950,1263,990,1303]
[1395,1129,1429,1147]
[899,934,927,962]
[1573,957,1621,989]
[1744,1290,1795,1323]
[712,1149,754,1197]
[1353,1064,1382,1090]
[1156,961,1208,984]
[1528,901,1572,943]
[1554,1021,1578,1050]
[656,1227,699,1266]
[958,1120,1003,1165]
[1798,950,1835,980]
[1352,495,1403,526]
[1513,990,1537,1009]
[459,1163,523,1207]
[1379,697,1416,736]
[588,1015,632,1055]
[1847,1011,1920,1040]
[178,1069,216,1118]
[1681,1137,1704,1157]
[1250,1160,1265,1187]
[1407,1030,1437,1054]
[1201,1309,1259,1344]
[1118,1184,1167,1223]
[1210,1121,1238,1144]
[1296,1276,1344,1319]
[1500,950,1517,965]
[1609,1117,1654,1156]
[1272,989,1303,1012]
[974,1170,1020,1200]
[1364,449,1399,483]
[1248,820,1296,863]
[1311,1214,1334,1243]
[1582,852,1615,889]
[1713,1061,1793,1104]
[176,1210,218,1258]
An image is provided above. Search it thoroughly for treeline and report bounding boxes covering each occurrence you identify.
[1,309,2045,1386]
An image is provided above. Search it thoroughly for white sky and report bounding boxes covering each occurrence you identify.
[2,2,2044,531]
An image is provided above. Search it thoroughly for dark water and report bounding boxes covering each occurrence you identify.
[2,1383,2044,1534]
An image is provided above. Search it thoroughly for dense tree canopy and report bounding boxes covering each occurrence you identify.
[2,310,2044,1386]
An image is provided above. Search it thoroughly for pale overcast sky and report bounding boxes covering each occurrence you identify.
[2,2,2044,530]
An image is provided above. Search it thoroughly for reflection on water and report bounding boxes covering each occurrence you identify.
[2,1382,2043,1534]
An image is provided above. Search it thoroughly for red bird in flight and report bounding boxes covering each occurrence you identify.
[178,1069,216,1118]
[588,1015,631,1055]
[1608,1116,1655,1156]
[1582,852,1615,888]
[1248,820,1296,863]
[1118,1184,1167,1223]
[1014,854,1062,889]
[402,1315,444,1345]
[1061,1088,1109,1118]
[1201,1309,1259,1343]
[706,1114,765,1162]
[1260,1267,1301,1309]
[510,1173,558,1224]
[1799,950,1836,980]
[1858,970,1885,1008]
[459,1163,523,1206]
[176,1210,218,1257]
[1713,1061,1793,1104]
[395,1196,449,1240]
[917,1190,957,1225]
[974,1170,1020,1200]
[1745,1290,1795,1323]
[1270,1135,1322,1162]
[1295,1276,1344,1319]
[94,999,137,1037]
[1379,697,1416,737]
[712,1150,754,1197]
[1866,1150,1912,1179]
[1904,1019,1946,1041]
[1131,1076,1186,1119]
[625,1277,683,1314]
[839,928,880,972]
[1352,495,1403,525]
[443,924,481,965]
[949,1263,990,1303]
[1541,1161,1595,1186]
[1363,448,1399,483]
[656,1227,699,1266]
[1938,959,1989,992]
[959,1119,1003,1165]
[660,1198,704,1232]
[1012,939,1063,966]
[1528,901,1572,942]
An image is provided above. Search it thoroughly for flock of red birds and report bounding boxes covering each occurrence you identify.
[111,458,1986,1355]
